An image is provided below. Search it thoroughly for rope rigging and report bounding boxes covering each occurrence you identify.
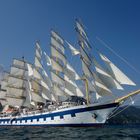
[96,36,140,75]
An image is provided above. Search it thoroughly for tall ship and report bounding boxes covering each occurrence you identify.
[0,20,139,126]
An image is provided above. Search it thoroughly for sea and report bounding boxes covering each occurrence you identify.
[0,125,140,140]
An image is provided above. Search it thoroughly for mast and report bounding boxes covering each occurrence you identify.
[32,42,53,105]
[75,20,91,105]
[74,19,137,105]
[50,30,68,102]
[44,30,85,102]
[75,19,115,104]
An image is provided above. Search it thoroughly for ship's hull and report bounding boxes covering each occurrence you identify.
[0,102,119,127]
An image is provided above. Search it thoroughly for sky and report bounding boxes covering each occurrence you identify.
[0,0,140,104]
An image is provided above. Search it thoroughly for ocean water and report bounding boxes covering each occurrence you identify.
[0,125,140,140]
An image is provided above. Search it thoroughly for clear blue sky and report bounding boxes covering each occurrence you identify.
[0,0,140,103]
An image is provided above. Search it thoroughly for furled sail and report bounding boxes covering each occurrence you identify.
[99,53,136,86]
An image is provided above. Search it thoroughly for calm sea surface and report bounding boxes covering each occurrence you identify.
[0,125,140,140]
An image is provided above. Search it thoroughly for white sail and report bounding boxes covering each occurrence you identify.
[6,97,25,107]
[95,92,102,100]
[64,88,75,96]
[41,87,52,101]
[6,59,28,107]
[83,39,91,50]
[44,52,52,66]
[13,59,25,68]
[82,59,92,78]
[42,69,53,87]
[51,58,63,72]
[82,60,112,96]
[40,80,50,91]
[51,46,66,65]
[93,58,123,90]
[31,80,41,92]
[92,73,112,96]
[76,20,88,41]
[95,66,123,90]
[66,41,80,55]
[29,80,47,104]
[8,76,25,88]
[27,64,33,76]
[7,87,25,97]
[64,75,84,97]
[34,42,43,69]
[51,71,65,86]
[0,72,9,106]
[35,57,43,69]
[80,47,92,65]
[51,94,57,102]
[51,36,64,54]
[64,63,80,80]
[100,53,136,86]
[53,84,66,96]
[76,21,113,98]
[41,92,50,101]
[0,72,9,89]
[86,78,95,93]
[0,90,7,106]
[51,30,64,45]
[23,80,32,107]
[35,42,42,60]
[65,80,76,96]
[31,91,46,104]
[0,81,7,90]
[10,67,25,78]
[33,68,42,80]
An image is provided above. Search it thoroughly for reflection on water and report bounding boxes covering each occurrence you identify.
[0,125,140,140]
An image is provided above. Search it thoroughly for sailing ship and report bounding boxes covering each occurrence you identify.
[0,19,139,126]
